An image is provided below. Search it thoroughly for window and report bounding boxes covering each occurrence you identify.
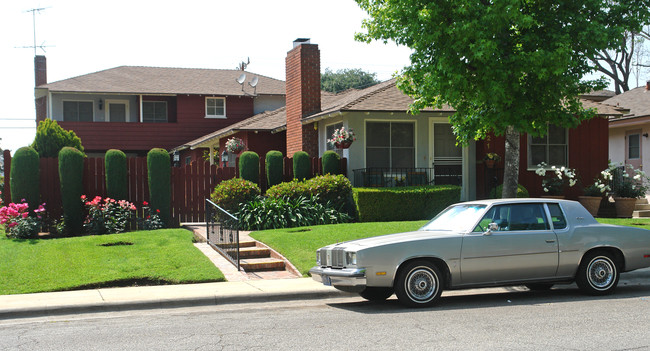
[628,133,640,159]
[473,204,549,232]
[366,121,415,168]
[63,101,93,122]
[529,124,568,168]
[326,122,344,157]
[546,203,567,229]
[143,101,167,123]
[206,97,226,118]
[107,100,129,122]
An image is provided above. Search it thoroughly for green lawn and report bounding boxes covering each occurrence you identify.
[251,217,650,277]
[0,229,225,295]
[250,221,428,276]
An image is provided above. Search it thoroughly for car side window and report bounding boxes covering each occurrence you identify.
[546,203,567,230]
[507,204,550,231]
[473,205,510,232]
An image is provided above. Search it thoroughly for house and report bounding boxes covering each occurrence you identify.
[604,82,650,172]
[33,56,286,160]
[182,38,622,200]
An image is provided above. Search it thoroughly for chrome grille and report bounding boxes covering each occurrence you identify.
[320,248,346,268]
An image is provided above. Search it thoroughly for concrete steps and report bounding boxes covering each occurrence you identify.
[240,257,286,271]
[632,198,650,218]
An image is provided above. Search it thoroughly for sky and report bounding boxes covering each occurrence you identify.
[0,0,413,154]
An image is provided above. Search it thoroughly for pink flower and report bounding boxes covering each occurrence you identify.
[81,195,86,200]
[143,201,148,206]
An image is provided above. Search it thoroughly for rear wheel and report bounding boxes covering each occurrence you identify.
[576,251,620,295]
[395,260,443,308]
[359,287,394,301]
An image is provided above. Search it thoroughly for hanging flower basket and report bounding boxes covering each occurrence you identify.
[225,137,246,154]
[328,127,356,149]
[335,140,353,149]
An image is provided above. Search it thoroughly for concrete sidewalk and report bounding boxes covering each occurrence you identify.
[0,278,354,320]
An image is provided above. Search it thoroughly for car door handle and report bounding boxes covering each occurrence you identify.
[546,240,556,243]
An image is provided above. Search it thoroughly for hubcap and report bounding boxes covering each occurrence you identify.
[406,267,437,302]
[587,257,615,290]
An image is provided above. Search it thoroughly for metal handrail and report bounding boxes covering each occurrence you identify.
[205,199,240,270]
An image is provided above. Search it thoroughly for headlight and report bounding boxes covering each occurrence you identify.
[346,252,357,266]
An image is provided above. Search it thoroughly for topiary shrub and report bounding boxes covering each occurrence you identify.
[293,151,310,181]
[489,184,529,198]
[321,150,340,175]
[266,174,353,211]
[265,150,284,188]
[238,151,260,185]
[147,148,171,227]
[210,178,261,215]
[353,185,461,222]
[31,119,84,158]
[105,149,128,200]
[10,147,40,212]
[59,147,84,234]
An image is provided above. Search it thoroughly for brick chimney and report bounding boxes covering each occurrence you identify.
[646,80,650,91]
[34,55,47,123]
[285,38,320,157]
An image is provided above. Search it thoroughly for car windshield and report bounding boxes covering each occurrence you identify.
[420,204,487,232]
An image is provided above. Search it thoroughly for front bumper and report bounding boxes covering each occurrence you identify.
[309,266,367,288]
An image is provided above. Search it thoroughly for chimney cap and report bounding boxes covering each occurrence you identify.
[293,38,311,47]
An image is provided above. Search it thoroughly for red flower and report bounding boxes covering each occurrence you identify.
[156,209,160,213]
[81,195,86,200]
[143,201,148,206]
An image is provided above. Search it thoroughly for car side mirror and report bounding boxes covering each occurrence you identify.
[484,222,499,235]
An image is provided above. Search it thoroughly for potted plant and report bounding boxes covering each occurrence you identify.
[535,162,577,198]
[578,177,610,217]
[483,153,501,168]
[225,137,246,154]
[609,163,649,218]
[327,127,356,149]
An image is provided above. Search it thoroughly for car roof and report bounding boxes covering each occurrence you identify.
[459,198,577,206]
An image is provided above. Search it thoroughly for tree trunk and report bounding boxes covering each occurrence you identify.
[502,126,520,198]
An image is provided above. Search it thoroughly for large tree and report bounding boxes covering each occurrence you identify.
[592,29,650,94]
[321,68,380,93]
[356,0,650,197]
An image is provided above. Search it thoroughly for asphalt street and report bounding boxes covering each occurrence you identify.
[1,280,650,351]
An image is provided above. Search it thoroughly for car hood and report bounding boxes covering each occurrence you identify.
[333,230,460,249]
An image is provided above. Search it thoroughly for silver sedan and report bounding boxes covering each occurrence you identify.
[310,199,650,307]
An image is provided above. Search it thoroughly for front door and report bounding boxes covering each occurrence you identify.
[460,203,559,285]
[626,129,642,170]
[432,122,462,185]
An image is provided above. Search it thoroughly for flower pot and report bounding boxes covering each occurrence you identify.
[335,141,353,149]
[614,197,637,218]
[485,160,496,168]
[228,147,244,154]
[578,196,602,217]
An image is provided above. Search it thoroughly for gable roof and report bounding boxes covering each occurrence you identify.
[603,86,650,120]
[38,66,285,96]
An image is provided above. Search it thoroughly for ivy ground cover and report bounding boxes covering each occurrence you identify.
[0,229,224,295]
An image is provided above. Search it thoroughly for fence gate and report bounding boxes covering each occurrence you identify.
[205,199,240,270]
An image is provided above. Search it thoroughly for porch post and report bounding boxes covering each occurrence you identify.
[209,145,215,165]
[461,140,477,201]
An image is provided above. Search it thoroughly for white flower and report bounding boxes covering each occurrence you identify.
[634,174,641,180]
[569,179,577,187]
[543,188,549,192]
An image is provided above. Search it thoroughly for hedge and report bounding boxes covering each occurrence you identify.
[353,185,461,222]
[239,151,260,185]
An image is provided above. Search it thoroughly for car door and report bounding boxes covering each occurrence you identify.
[460,203,559,285]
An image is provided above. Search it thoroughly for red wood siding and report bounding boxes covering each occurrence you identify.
[58,95,255,153]
[476,117,608,199]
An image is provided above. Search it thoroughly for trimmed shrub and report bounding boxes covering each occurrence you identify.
[267,174,352,210]
[32,119,84,158]
[147,148,171,227]
[59,147,85,234]
[265,150,284,188]
[489,184,529,198]
[292,151,310,181]
[210,178,261,215]
[237,195,351,231]
[353,185,461,222]
[105,149,128,200]
[321,150,340,175]
[238,151,260,185]
[10,147,40,212]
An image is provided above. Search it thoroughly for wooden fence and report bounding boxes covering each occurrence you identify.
[2,150,347,224]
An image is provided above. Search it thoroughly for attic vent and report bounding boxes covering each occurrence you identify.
[293,38,311,47]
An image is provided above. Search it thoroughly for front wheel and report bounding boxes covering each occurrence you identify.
[395,260,443,308]
[359,287,394,301]
[576,251,620,295]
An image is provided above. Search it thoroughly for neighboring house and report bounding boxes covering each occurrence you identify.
[183,38,622,200]
[33,56,286,159]
[604,83,650,172]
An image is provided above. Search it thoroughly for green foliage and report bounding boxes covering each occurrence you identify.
[10,147,40,211]
[266,174,352,210]
[82,196,136,235]
[265,150,284,188]
[59,147,84,235]
[320,68,380,93]
[489,184,529,199]
[292,151,311,181]
[147,148,171,227]
[105,149,128,200]
[210,178,261,215]
[31,119,84,158]
[321,150,340,175]
[238,151,260,184]
[237,195,352,231]
[353,185,461,222]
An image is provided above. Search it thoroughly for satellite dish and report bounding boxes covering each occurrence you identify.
[236,73,246,85]
[249,76,259,87]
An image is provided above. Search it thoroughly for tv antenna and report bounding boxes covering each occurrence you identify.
[237,57,250,71]
[235,73,246,91]
[16,7,54,55]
